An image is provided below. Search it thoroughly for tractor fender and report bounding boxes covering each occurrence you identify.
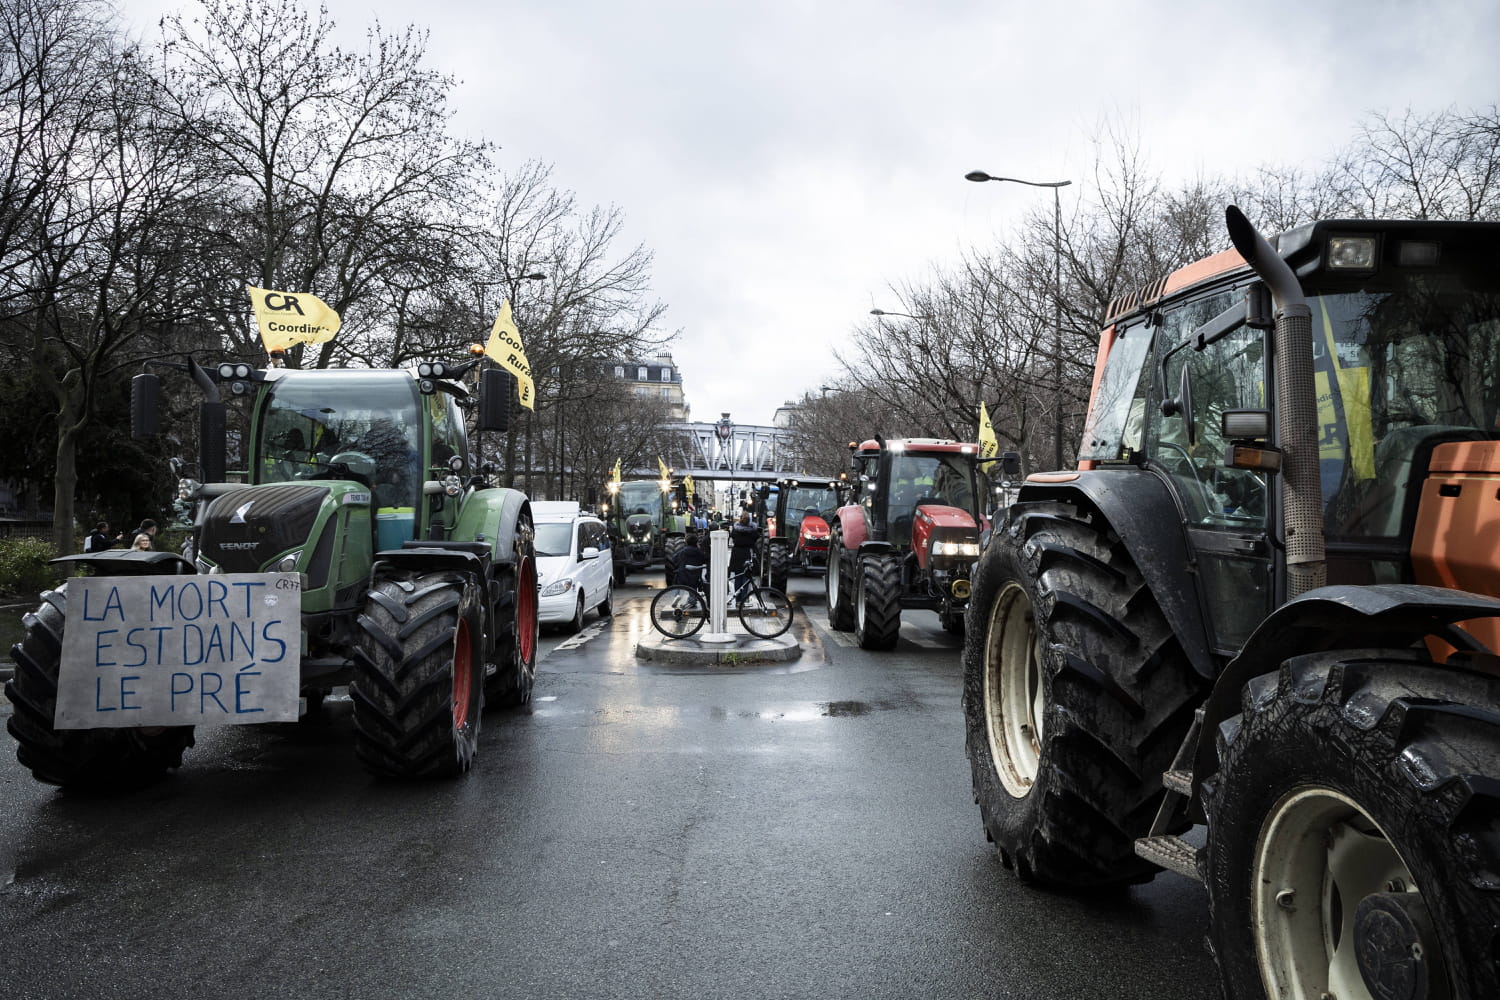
[858,539,896,556]
[1016,471,1216,680]
[49,550,195,576]
[829,505,866,550]
[1189,582,1500,814]
[449,487,532,567]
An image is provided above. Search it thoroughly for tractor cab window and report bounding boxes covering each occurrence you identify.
[1148,291,1271,653]
[1315,276,1500,543]
[427,392,467,473]
[616,482,662,519]
[1146,291,1268,529]
[782,486,834,531]
[257,371,422,511]
[1080,320,1154,462]
[884,452,978,546]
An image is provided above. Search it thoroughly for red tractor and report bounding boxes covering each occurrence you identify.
[755,476,840,592]
[825,437,988,649]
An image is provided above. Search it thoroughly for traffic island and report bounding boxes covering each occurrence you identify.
[635,631,801,667]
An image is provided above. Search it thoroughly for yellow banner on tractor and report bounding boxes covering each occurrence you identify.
[658,457,671,481]
[611,458,622,486]
[977,401,999,460]
[248,286,341,353]
[483,299,534,411]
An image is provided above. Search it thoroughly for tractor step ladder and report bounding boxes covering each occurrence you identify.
[1133,707,1206,883]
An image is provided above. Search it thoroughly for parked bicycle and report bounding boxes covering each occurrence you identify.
[650,566,795,640]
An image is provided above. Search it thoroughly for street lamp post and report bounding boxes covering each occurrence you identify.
[965,170,1071,470]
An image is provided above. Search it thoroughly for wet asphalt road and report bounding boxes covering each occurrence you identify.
[0,575,1218,1000]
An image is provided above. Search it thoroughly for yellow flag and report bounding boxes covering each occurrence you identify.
[658,456,671,481]
[248,286,341,353]
[978,401,999,460]
[611,458,622,485]
[483,300,534,411]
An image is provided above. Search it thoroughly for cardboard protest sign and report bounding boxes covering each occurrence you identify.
[55,574,302,728]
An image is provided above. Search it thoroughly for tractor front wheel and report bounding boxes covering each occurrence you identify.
[855,551,902,650]
[1203,651,1500,1000]
[825,524,855,632]
[962,501,1204,887]
[767,539,790,594]
[662,533,686,587]
[5,583,194,789]
[351,571,484,778]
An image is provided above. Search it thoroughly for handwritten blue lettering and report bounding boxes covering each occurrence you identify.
[170,672,193,710]
[94,628,118,668]
[234,668,263,714]
[199,672,227,713]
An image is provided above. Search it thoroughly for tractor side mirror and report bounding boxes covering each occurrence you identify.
[479,369,513,432]
[131,373,160,438]
[1001,451,1021,478]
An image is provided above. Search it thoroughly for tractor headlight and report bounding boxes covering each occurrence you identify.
[541,579,574,597]
[1327,235,1378,271]
[932,540,981,558]
[275,551,301,573]
[442,474,463,497]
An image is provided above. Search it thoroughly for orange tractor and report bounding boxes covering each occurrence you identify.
[826,437,987,649]
[963,207,1500,998]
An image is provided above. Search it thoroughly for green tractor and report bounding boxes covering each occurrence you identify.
[5,357,539,787]
[604,478,689,585]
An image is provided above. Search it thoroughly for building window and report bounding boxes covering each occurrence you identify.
[637,366,648,381]
[661,387,671,398]
[614,366,624,377]
[660,367,672,382]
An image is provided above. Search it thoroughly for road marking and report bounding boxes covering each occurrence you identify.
[552,618,609,652]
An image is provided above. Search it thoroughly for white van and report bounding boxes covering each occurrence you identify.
[532,501,614,633]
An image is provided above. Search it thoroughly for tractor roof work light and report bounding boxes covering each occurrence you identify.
[1327,235,1378,271]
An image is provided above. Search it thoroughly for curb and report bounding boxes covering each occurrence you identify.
[635,632,802,667]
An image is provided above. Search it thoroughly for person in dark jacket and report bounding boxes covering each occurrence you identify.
[674,532,707,586]
[728,512,760,600]
[85,521,111,553]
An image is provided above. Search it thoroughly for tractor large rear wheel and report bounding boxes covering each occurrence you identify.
[1203,651,1500,1000]
[6,583,195,789]
[855,551,902,651]
[487,507,540,709]
[962,501,1204,887]
[825,523,856,632]
[351,572,484,778]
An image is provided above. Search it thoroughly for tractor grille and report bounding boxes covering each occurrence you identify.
[200,484,330,574]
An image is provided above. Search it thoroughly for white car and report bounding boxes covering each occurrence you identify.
[532,501,614,633]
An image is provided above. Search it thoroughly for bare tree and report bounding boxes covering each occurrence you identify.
[156,0,490,364]
[0,0,220,548]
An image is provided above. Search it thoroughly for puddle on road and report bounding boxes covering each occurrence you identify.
[821,700,872,717]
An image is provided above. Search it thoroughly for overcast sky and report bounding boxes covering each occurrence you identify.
[124,0,1500,428]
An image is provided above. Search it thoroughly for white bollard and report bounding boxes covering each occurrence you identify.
[701,529,735,643]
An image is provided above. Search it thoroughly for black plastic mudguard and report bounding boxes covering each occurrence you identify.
[1016,469,1217,680]
[1188,583,1500,810]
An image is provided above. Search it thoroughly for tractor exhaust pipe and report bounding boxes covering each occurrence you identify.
[951,578,972,600]
[1224,206,1325,598]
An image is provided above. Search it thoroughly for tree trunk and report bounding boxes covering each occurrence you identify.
[52,411,82,555]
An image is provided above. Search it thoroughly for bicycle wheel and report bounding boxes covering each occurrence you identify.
[738,586,794,639]
[651,585,708,638]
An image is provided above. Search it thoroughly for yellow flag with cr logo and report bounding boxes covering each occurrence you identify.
[978,401,999,460]
[248,285,341,353]
[483,299,534,411]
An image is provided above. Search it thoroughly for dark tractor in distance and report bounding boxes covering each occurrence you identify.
[753,476,840,592]
[964,207,1500,999]
[5,357,539,788]
[825,438,987,649]
[604,478,688,585]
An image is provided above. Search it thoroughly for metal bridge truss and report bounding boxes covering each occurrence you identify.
[654,421,800,483]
